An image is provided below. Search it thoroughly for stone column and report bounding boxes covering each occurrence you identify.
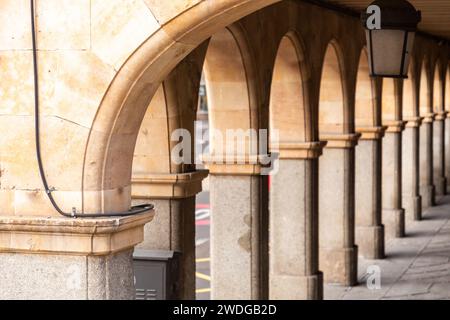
[0,213,154,300]
[402,117,423,221]
[433,111,447,196]
[269,142,326,300]
[382,121,406,239]
[355,127,386,259]
[132,170,209,300]
[206,156,269,300]
[319,133,360,286]
[446,115,450,192]
[419,113,436,209]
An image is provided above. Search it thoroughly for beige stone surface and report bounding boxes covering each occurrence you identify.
[0,0,449,301]
[0,211,154,255]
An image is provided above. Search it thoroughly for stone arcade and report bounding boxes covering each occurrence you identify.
[0,0,449,300]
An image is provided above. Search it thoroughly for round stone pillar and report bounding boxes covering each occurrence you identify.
[355,126,386,259]
[382,120,406,239]
[269,141,326,300]
[132,170,209,300]
[419,113,436,209]
[402,117,423,221]
[319,133,360,286]
[433,111,447,196]
[205,156,270,300]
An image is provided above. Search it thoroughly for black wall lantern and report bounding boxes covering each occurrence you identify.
[362,0,421,78]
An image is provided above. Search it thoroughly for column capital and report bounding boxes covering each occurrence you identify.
[404,116,424,128]
[356,126,387,140]
[422,113,436,123]
[132,170,209,199]
[435,111,448,121]
[277,141,328,160]
[320,133,361,149]
[383,120,407,133]
[0,212,154,256]
[203,154,272,176]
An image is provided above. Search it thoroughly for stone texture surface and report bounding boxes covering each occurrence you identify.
[382,132,405,238]
[270,159,322,300]
[0,249,135,300]
[210,174,268,300]
[419,122,436,209]
[319,147,358,286]
[402,126,422,221]
[355,139,384,259]
[325,196,450,300]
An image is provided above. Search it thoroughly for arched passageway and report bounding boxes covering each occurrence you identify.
[354,49,385,259]
[268,33,322,300]
[203,27,268,300]
[402,63,423,222]
[131,43,209,299]
[318,42,359,286]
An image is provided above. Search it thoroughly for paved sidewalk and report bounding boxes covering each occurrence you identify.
[325,196,450,300]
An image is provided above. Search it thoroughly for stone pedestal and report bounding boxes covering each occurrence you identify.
[419,114,436,209]
[0,213,154,300]
[402,117,423,221]
[269,142,326,300]
[382,121,406,239]
[355,127,386,259]
[206,157,269,300]
[433,112,447,196]
[319,134,360,286]
[131,170,209,300]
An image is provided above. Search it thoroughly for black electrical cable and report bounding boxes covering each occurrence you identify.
[30,0,153,218]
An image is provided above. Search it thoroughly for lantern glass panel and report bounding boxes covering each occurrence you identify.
[366,29,413,77]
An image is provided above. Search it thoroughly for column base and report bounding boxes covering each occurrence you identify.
[403,195,422,221]
[320,246,358,286]
[383,208,405,239]
[355,225,385,260]
[0,249,135,300]
[270,272,323,300]
[0,213,154,300]
[420,185,436,209]
[435,177,447,196]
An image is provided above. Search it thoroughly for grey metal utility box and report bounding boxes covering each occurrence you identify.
[133,249,180,300]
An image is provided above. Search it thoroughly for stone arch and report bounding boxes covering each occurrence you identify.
[318,40,347,135]
[433,61,444,113]
[82,0,280,213]
[318,39,359,286]
[419,57,432,117]
[203,26,258,157]
[382,78,399,122]
[354,47,385,260]
[267,30,322,300]
[269,31,313,144]
[355,48,380,128]
[403,59,419,119]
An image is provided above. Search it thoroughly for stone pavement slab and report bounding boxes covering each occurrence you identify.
[324,196,450,300]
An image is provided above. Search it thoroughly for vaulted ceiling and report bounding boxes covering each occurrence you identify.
[323,0,450,41]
